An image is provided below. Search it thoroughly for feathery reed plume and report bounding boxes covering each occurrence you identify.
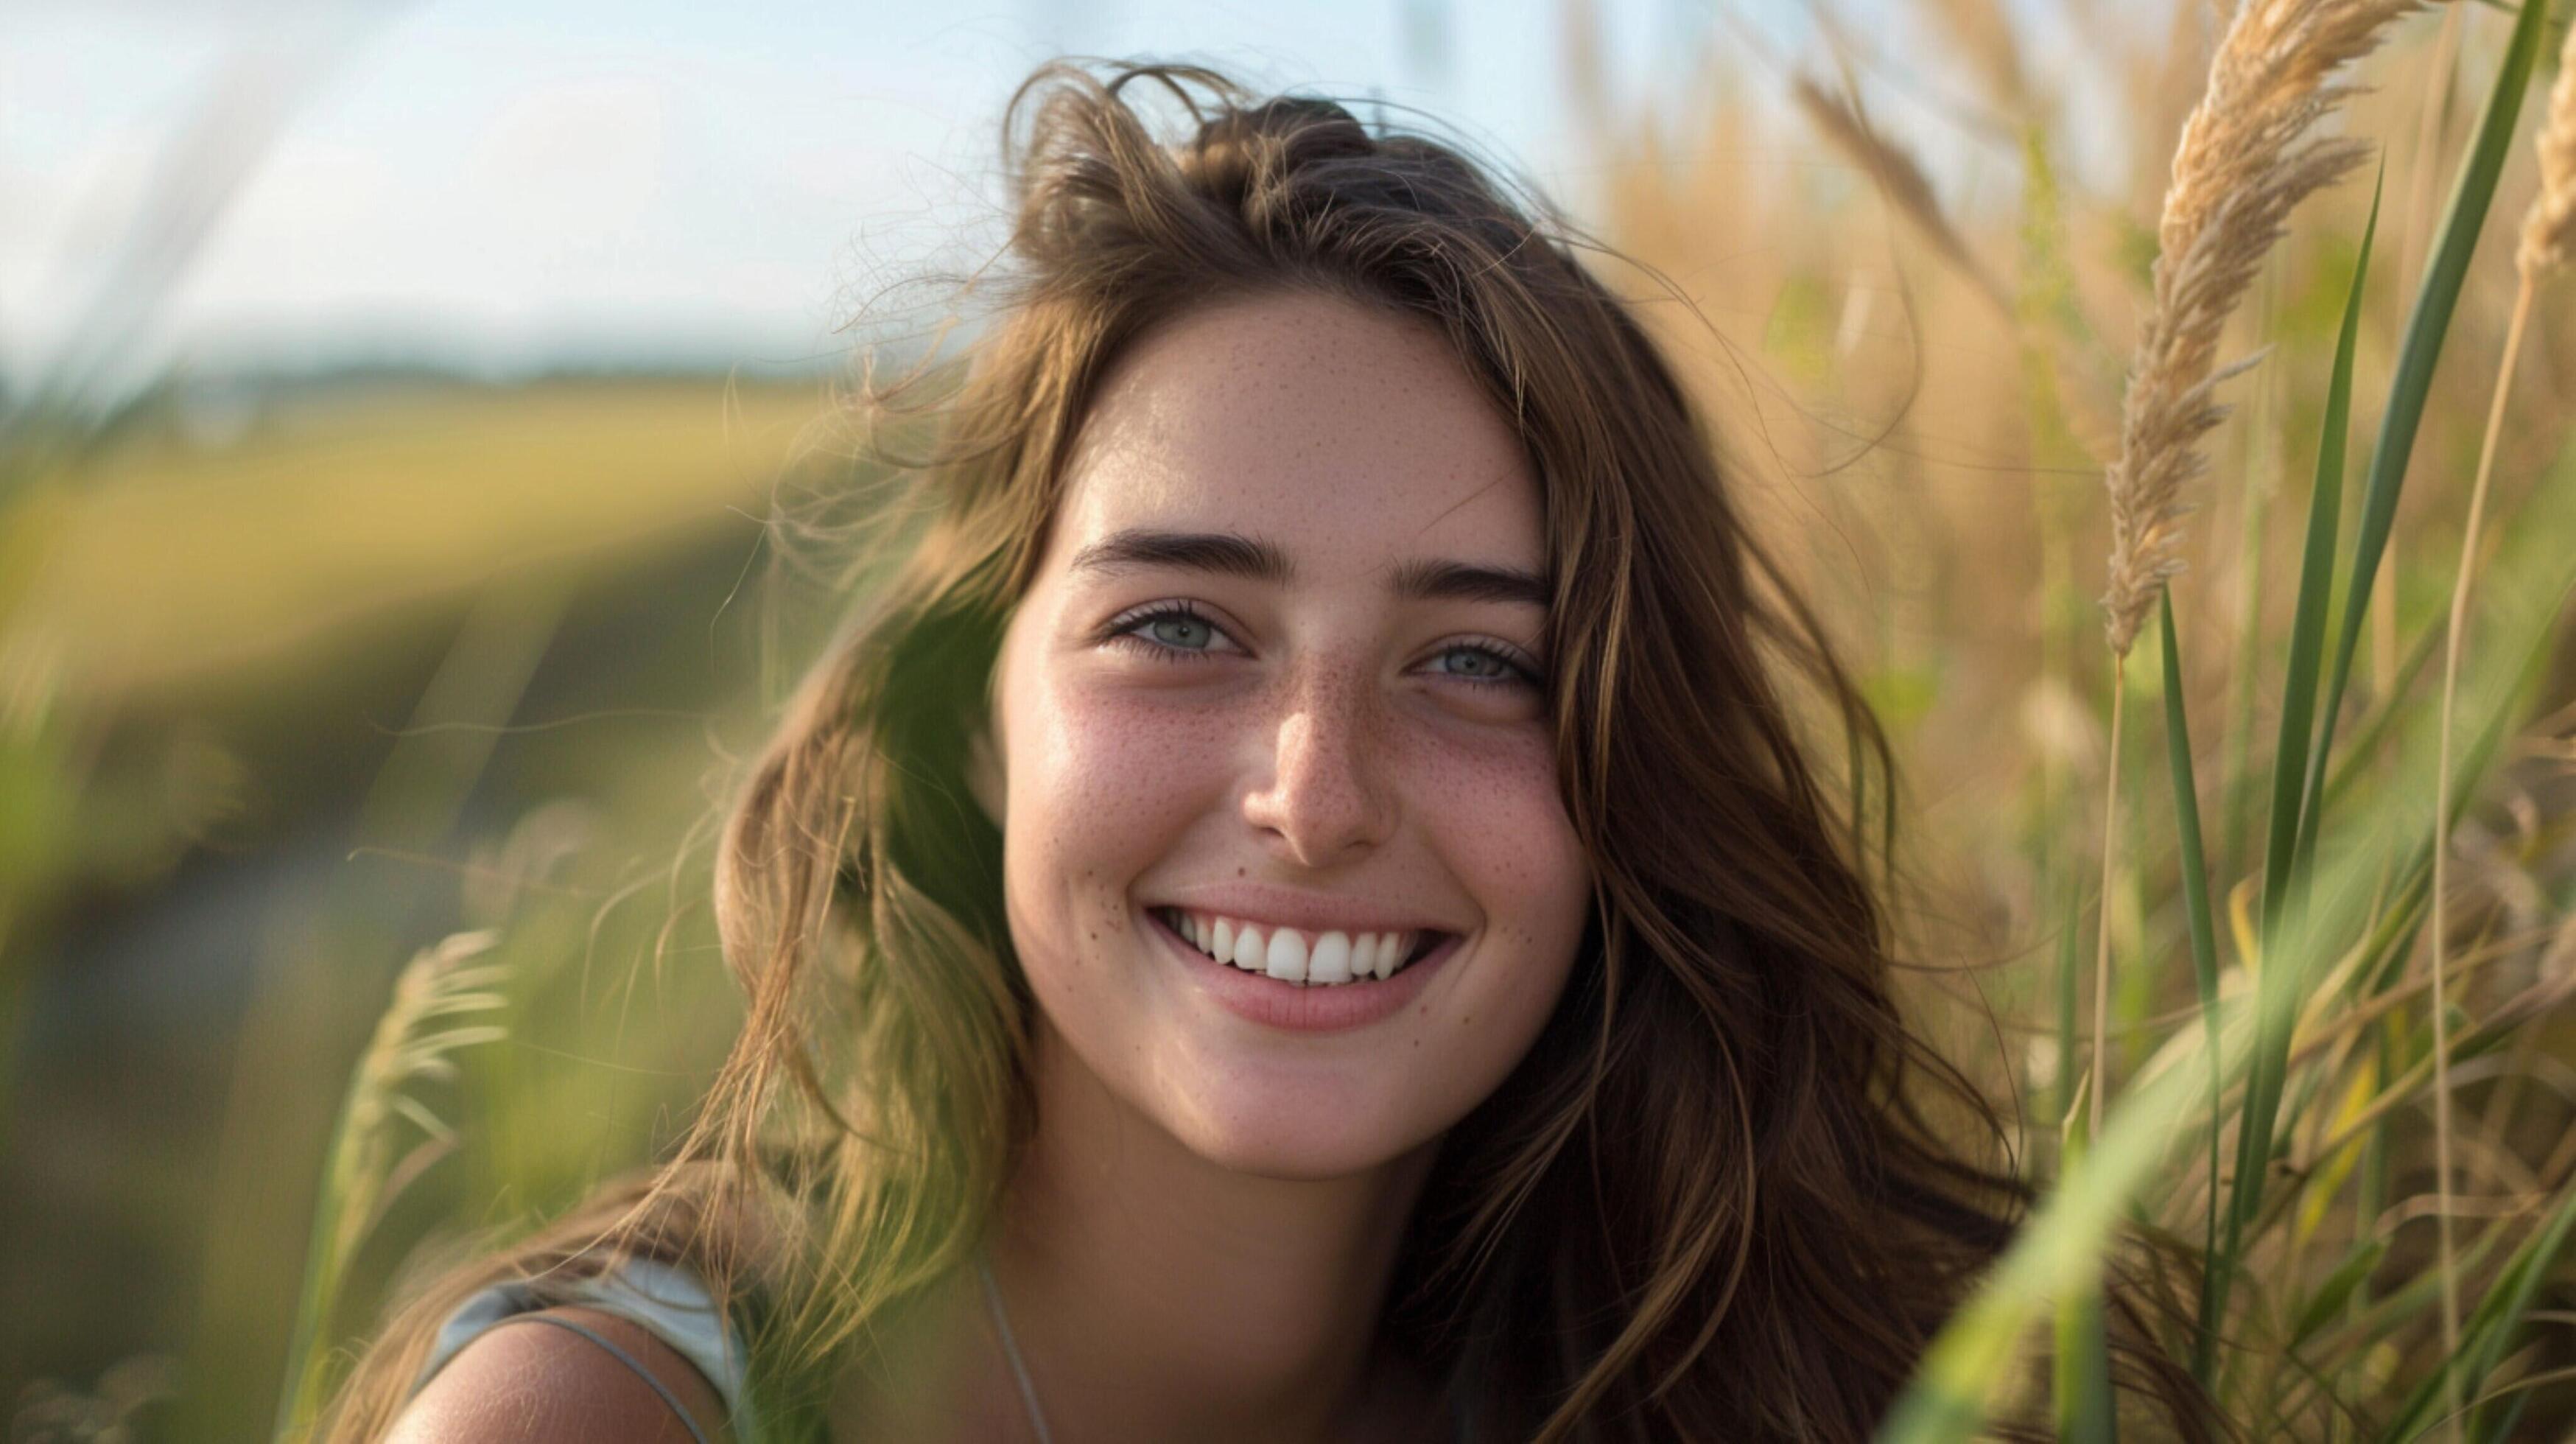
[276,930,510,1437]
[2100,0,2424,658]
[2517,18,2576,278]
[2091,0,2421,1157]
[2429,12,2576,1421]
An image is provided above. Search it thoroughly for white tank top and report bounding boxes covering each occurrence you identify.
[418,1257,1475,1441]
[414,1256,764,1441]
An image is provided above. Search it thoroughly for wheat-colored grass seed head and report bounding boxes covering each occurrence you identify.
[2517,15,2576,280]
[2101,0,2425,656]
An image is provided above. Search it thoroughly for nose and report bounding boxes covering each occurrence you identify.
[1240,662,1397,868]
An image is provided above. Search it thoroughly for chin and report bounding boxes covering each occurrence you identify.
[1161,1090,1433,1182]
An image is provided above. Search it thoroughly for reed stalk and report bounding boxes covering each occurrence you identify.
[2091,667,2126,1143]
[2425,16,2576,1433]
[2102,0,2424,656]
[2095,0,2421,1158]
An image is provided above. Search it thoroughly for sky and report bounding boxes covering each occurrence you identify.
[1,0,2035,393]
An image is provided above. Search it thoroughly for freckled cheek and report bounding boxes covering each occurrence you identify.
[1013,675,1238,900]
[1410,731,1591,967]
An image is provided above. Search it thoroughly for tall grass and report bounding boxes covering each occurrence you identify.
[2422,16,2576,1432]
[1842,0,2576,1434]
[274,930,508,1437]
[1601,0,2576,1435]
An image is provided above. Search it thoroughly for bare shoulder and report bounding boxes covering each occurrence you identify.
[384,1305,733,1443]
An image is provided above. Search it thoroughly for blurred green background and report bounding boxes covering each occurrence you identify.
[3,372,843,1436]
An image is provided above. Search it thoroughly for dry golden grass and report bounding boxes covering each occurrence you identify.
[2429,16,2576,1417]
[1926,0,2029,116]
[2102,0,2424,659]
[2518,15,2576,280]
[1789,74,2017,320]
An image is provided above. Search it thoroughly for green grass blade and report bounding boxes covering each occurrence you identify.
[2290,0,2555,894]
[2204,166,2373,1389]
[2289,1236,2388,1349]
[2384,1173,2576,1442]
[2354,625,2552,1005]
[2055,1073,2118,1444]
[2052,1286,2116,1443]
[2224,622,2544,1225]
[2307,1216,2517,1359]
[2320,614,2444,813]
[2261,164,2379,942]
[1875,439,2576,1444]
[2057,869,2085,1132]
[274,1061,368,1440]
[2157,592,2228,1385]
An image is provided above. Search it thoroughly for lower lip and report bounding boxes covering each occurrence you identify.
[1148,909,1459,1033]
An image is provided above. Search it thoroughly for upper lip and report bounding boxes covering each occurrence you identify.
[1145,883,1459,938]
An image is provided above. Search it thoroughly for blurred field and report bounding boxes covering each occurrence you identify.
[24,380,827,698]
[9,2,2576,1439]
[2,375,852,1437]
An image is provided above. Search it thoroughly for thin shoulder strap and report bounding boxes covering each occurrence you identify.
[497,1312,715,1444]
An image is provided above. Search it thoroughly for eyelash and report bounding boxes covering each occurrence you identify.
[1102,600,1543,690]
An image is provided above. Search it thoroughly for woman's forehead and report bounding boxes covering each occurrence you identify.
[1052,291,1543,572]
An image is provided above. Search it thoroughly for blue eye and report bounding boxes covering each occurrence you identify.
[1432,645,1521,684]
[1141,611,1218,651]
[1103,602,1542,691]
[1106,603,1232,662]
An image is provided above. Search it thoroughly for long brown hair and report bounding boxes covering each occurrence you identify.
[323,59,2222,1442]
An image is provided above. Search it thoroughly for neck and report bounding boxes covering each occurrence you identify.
[974,1019,1442,1443]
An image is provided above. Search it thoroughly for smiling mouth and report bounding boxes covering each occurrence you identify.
[1151,906,1447,986]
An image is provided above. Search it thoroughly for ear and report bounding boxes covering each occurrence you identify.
[964,719,1005,830]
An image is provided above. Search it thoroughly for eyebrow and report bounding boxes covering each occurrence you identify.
[1068,527,1549,609]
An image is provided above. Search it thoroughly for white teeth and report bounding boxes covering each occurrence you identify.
[1167,910,1431,986]
[1265,927,1309,982]
[1307,931,1352,984]
[1352,932,1381,978]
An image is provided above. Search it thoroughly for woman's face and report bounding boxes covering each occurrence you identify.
[969,289,1593,1180]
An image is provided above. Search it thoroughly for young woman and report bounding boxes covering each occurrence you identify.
[329,59,2218,1443]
